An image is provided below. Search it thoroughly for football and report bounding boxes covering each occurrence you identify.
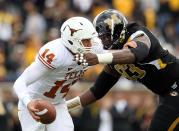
[34,99,56,124]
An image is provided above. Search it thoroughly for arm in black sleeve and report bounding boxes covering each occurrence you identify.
[90,70,119,100]
[129,41,149,62]
[79,65,120,107]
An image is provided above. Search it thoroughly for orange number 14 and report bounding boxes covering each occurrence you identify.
[44,79,78,99]
[41,49,55,64]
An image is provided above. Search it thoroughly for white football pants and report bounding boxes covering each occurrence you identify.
[18,101,74,131]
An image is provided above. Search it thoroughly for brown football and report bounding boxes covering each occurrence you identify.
[34,99,56,124]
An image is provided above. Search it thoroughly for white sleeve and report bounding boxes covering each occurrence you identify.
[13,61,50,107]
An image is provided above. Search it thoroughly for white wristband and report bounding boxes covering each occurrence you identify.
[97,53,113,64]
[66,96,82,111]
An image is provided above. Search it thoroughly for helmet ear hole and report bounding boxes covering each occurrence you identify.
[68,40,73,45]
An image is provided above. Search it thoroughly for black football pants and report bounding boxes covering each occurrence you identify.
[148,88,179,131]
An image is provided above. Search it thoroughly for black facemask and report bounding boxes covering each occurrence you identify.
[99,33,113,49]
[99,33,124,50]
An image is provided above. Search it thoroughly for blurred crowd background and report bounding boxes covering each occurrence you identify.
[0,0,178,131]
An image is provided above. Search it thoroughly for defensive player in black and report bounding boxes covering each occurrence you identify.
[66,9,179,131]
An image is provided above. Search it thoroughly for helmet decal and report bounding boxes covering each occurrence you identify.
[93,9,128,49]
[69,28,82,36]
[60,17,100,54]
[64,25,82,36]
[104,14,121,30]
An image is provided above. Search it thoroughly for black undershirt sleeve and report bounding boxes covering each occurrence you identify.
[129,41,149,62]
[90,70,119,100]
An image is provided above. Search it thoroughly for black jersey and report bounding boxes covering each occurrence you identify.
[108,23,179,95]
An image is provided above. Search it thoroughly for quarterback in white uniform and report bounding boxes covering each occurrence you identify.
[13,17,102,131]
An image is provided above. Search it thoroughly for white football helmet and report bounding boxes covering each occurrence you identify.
[61,17,99,54]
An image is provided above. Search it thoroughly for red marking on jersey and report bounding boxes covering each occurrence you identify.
[44,80,67,98]
[41,49,55,64]
[64,70,84,80]
[38,55,56,69]
[72,79,78,85]
[44,78,79,99]
[42,49,50,58]
[68,68,73,71]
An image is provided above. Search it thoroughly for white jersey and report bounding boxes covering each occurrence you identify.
[27,38,88,104]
